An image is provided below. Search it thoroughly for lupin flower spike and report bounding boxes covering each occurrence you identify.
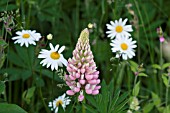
[65,28,101,101]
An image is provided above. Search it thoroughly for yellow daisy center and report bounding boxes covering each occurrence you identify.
[115,26,123,33]
[50,52,60,60]
[22,34,30,38]
[56,100,63,106]
[121,43,128,50]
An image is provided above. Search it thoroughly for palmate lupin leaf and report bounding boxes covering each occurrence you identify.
[85,80,129,113]
[0,103,27,113]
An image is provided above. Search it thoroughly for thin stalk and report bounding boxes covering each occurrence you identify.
[8,81,11,103]
[4,82,7,102]
[39,67,51,113]
[21,81,24,107]
[159,43,163,97]
[160,42,163,71]
[133,0,153,64]
[51,71,55,111]
[165,75,170,107]
[21,0,25,28]
[4,31,7,42]
[75,0,80,38]
[136,26,140,64]
[82,98,86,113]
[26,48,34,84]
[133,75,138,88]
[26,1,32,29]
[116,62,126,89]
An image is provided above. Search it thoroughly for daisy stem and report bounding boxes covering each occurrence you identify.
[165,75,170,107]
[26,48,34,84]
[45,40,49,47]
[52,71,55,108]
[39,67,51,113]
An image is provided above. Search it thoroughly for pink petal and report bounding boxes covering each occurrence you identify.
[74,87,80,92]
[92,90,99,95]
[66,90,75,95]
[78,94,84,102]
[79,80,86,85]
[85,89,92,94]
[85,74,93,80]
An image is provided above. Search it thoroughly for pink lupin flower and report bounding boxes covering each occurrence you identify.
[65,28,101,101]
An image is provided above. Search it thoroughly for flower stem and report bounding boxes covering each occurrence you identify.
[159,42,163,97]
[39,67,51,113]
[165,75,170,107]
[133,75,138,88]
[51,71,55,110]
[82,98,86,113]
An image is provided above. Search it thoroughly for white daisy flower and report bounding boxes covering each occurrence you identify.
[110,36,137,60]
[38,43,68,71]
[12,30,41,47]
[106,18,133,39]
[48,93,71,113]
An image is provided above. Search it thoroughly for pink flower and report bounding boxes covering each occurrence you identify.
[65,28,101,101]
[159,36,165,43]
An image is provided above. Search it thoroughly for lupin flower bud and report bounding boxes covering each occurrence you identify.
[65,28,101,101]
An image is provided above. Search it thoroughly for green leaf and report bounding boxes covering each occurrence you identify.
[21,70,32,81]
[152,64,161,70]
[132,81,140,96]
[163,105,170,113]
[138,73,148,77]
[143,103,154,113]
[129,60,138,72]
[108,89,120,112]
[22,87,36,104]
[0,103,27,113]
[0,81,5,94]
[35,75,45,87]
[84,104,98,113]
[151,92,161,108]
[86,95,97,108]
[162,75,169,87]
[162,63,170,70]
[0,39,8,49]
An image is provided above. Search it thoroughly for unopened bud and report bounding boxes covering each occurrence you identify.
[47,34,53,40]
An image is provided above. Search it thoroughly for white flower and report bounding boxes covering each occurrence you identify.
[130,97,140,111]
[127,110,132,113]
[106,18,133,39]
[12,30,41,47]
[48,93,71,113]
[110,36,137,60]
[38,43,68,71]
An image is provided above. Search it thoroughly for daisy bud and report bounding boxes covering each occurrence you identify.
[47,34,53,40]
